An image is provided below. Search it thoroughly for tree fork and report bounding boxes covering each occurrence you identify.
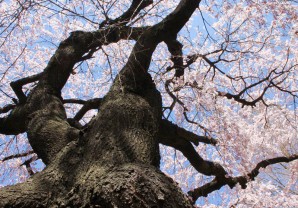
[0,1,203,206]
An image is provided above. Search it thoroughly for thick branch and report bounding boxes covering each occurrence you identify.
[155,0,201,38]
[63,98,102,121]
[159,122,226,177]
[10,72,43,104]
[99,0,153,27]
[159,119,216,145]
[0,104,15,114]
[165,38,184,77]
[73,98,102,121]
[0,105,28,135]
[189,154,298,201]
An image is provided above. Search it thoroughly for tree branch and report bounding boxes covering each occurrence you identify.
[0,104,16,114]
[72,98,102,121]
[1,150,34,162]
[159,123,226,177]
[99,0,153,27]
[10,72,43,104]
[63,98,102,129]
[159,119,217,146]
[63,99,89,105]
[154,0,201,38]
[165,38,184,77]
[188,154,298,201]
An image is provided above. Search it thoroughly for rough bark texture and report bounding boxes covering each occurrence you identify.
[0,42,193,207]
[0,49,194,207]
[2,0,296,207]
[1,73,193,207]
[0,1,202,207]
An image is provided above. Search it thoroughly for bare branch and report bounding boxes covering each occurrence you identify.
[72,98,102,121]
[189,154,298,201]
[1,150,34,162]
[63,98,102,123]
[0,104,16,114]
[63,99,89,105]
[10,72,43,104]
[159,125,226,177]
[159,119,217,146]
[99,0,153,27]
[165,38,184,77]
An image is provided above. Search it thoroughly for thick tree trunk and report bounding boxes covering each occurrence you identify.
[0,70,193,207]
[1,1,298,206]
[0,1,203,207]
[0,34,194,207]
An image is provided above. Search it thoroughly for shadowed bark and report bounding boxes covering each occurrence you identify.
[0,0,297,207]
[0,0,201,207]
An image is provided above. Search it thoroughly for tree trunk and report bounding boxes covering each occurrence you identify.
[0,35,194,207]
[0,1,203,207]
[1,1,298,206]
[0,69,193,208]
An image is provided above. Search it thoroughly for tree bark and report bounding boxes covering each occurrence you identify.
[0,51,193,207]
[0,1,203,207]
[0,42,193,207]
[1,0,297,206]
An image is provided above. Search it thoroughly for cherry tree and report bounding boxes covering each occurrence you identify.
[0,0,297,207]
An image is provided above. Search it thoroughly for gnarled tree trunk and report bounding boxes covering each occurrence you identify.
[0,1,201,207]
[2,0,295,207]
[0,63,193,207]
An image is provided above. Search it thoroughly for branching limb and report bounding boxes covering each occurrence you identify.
[100,0,153,27]
[0,104,15,114]
[63,98,102,118]
[1,150,34,162]
[165,38,184,77]
[185,51,297,107]
[72,98,102,121]
[1,150,37,176]
[159,119,217,146]
[165,79,187,111]
[63,98,103,129]
[217,91,262,107]
[188,154,298,202]
[63,98,102,121]
[10,72,43,104]
[159,123,226,177]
